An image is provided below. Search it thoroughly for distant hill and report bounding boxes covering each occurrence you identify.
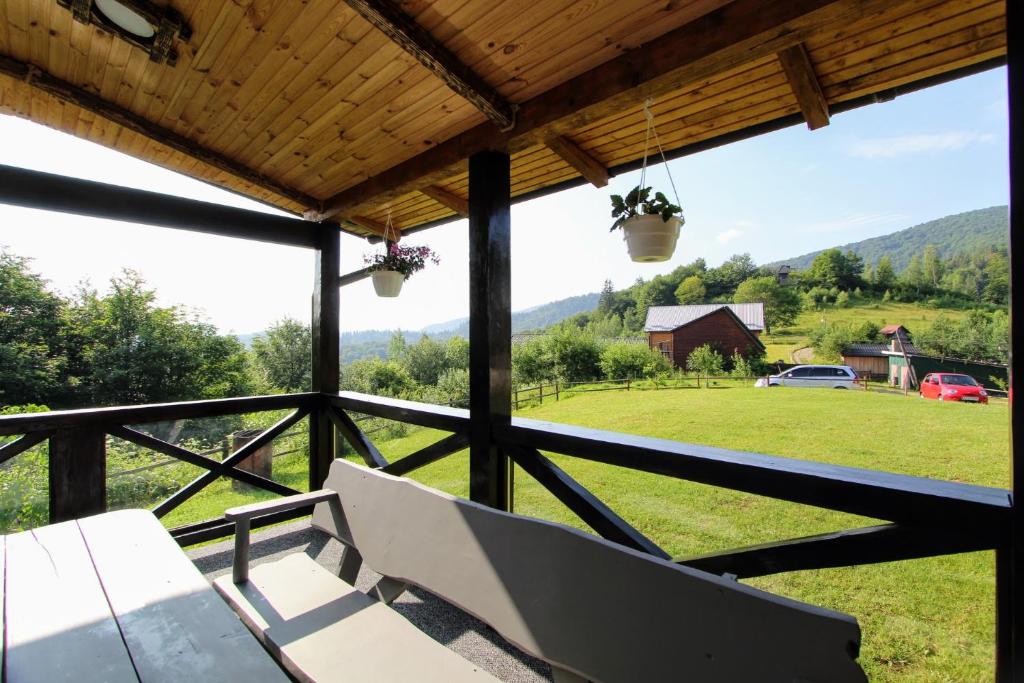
[423,292,601,336]
[768,206,1008,272]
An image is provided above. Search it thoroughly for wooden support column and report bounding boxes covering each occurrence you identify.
[468,150,512,510]
[999,0,1022,679]
[310,227,340,490]
[49,428,106,523]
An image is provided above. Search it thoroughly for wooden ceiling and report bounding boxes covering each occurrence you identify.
[0,0,1008,239]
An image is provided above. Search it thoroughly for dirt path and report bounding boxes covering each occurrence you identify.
[791,346,814,363]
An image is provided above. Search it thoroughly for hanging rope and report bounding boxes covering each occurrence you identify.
[639,98,683,211]
[383,208,397,245]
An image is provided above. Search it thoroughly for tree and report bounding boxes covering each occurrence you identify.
[704,254,757,299]
[686,343,724,387]
[922,244,944,287]
[64,270,252,406]
[0,251,65,406]
[251,318,311,393]
[806,249,863,291]
[388,330,408,360]
[402,335,449,385]
[983,251,1009,304]
[901,254,926,292]
[732,276,802,330]
[342,358,416,397]
[674,275,706,304]
[874,256,896,291]
[598,279,616,315]
[599,343,671,379]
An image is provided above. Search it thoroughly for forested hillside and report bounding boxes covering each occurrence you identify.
[423,292,601,336]
[769,206,1008,272]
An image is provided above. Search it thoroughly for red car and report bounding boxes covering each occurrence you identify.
[919,373,989,404]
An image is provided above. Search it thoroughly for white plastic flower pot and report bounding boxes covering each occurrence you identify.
[621,214,683,263]
[371,270,405,297]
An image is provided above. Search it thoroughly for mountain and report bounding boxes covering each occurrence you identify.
[422,292,601,336]
[768,206,1008,272]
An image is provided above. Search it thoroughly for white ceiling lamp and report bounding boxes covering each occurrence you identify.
[94,0,155,38]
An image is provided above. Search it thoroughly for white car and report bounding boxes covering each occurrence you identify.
[759,364,861,389]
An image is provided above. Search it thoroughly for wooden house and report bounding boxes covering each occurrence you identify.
[645,304,766,368]
[840,343,890,378]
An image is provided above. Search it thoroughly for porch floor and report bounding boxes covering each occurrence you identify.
[187,520,551,682]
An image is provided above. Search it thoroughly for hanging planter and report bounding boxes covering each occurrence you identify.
[611,187,684,263]
[364,243,441,298]
[370,269,406,297]
[609,100,685,263]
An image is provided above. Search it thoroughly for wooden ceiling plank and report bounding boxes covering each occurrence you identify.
[254,0,474,177]
[0,54,319,211]
[824,26,1006,101]
[776,43,830,129]
[220,19,379,160]
[187,1,315,142]
[814,2,1005,80]
[342,0,515,129]
[419,185,469,216]
[543,135,608,187]
[0,0,11,54]
[203,3,357,154]
[318,0,897,221]
[5,0,30,61]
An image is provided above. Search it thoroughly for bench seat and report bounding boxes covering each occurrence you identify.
[214,553,499,683]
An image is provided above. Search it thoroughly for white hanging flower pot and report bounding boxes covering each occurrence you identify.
[371,270,405,297]
[622,214,684,263]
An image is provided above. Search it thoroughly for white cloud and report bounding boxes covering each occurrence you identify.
[717,228,743,243]
[801,211,910,234]
[849,131,996,159]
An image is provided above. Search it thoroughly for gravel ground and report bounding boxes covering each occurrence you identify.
[188,519,551,682]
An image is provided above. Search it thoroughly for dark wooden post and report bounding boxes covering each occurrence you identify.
[468,149,511,510]
[310,226,340,490]
[999,1,1022,679]
[49,428,106,522]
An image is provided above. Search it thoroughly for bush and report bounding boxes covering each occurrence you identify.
[600,343,671,380]
[512,338,554,386]
[548,332,603,382]
[686,344,724,381]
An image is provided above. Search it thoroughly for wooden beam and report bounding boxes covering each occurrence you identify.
[342,0,515,129]
[777,43,830,130]
[1000,0,1023,677]
[468,150,512,510]
[545,135,609,187]
[419,185,469,217]
[0,164,323,249]
[344,215,398,239]
[338,266,373,287]
[319,0,892,219]
[49,428,106,523]
[0,54,318,211]
[310,229,340,489]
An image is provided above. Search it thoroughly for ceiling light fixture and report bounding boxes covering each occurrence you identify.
[57,0,191,66]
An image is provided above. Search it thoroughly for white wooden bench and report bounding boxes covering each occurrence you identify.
[214,458,867,683]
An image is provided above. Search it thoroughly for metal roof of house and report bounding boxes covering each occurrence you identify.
[841,343,889,358]
[644,304,765,332]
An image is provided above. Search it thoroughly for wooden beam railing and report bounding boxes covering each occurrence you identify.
[0,391,1012,579]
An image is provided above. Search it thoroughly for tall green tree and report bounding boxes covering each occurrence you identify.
[0,252,65,406]
[674,275,706,304]
[873,256,897,291]
[251,317,311,393]
[733,276,802,330]
[806,249,864,291]
[922,244,944,287]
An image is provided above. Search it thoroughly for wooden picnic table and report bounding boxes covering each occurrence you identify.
[1,509,288,683]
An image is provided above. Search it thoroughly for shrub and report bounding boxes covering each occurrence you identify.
[548,332,603,383]
[600,343,671,380]
[686,343,724,383]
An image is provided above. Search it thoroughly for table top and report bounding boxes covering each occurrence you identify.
[1,509,288,683]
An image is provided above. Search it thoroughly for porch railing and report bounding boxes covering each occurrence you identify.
[0,390,1011,577]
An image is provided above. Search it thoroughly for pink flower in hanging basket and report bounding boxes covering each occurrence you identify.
[364,244,441,280]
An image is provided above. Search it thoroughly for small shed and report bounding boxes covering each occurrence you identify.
[885,352,1008,391]
[840,343,889,379]
[645,304,766,369]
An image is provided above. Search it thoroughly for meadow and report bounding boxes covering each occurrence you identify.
[759,300,972,363]
[369,386,1006,682]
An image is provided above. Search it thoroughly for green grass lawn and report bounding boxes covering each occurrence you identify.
[760,300,973,363]
[370,386,1007,682]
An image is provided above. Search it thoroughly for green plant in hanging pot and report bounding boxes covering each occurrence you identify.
[610,185,684,263]
[364,243,440,297]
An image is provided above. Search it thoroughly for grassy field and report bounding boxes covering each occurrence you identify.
[368,386,1007,682]
[760,301,972,363]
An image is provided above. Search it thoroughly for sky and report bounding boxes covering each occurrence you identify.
[0,66,1009,336]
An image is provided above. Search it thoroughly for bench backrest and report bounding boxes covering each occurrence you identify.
[313,458,865,683]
